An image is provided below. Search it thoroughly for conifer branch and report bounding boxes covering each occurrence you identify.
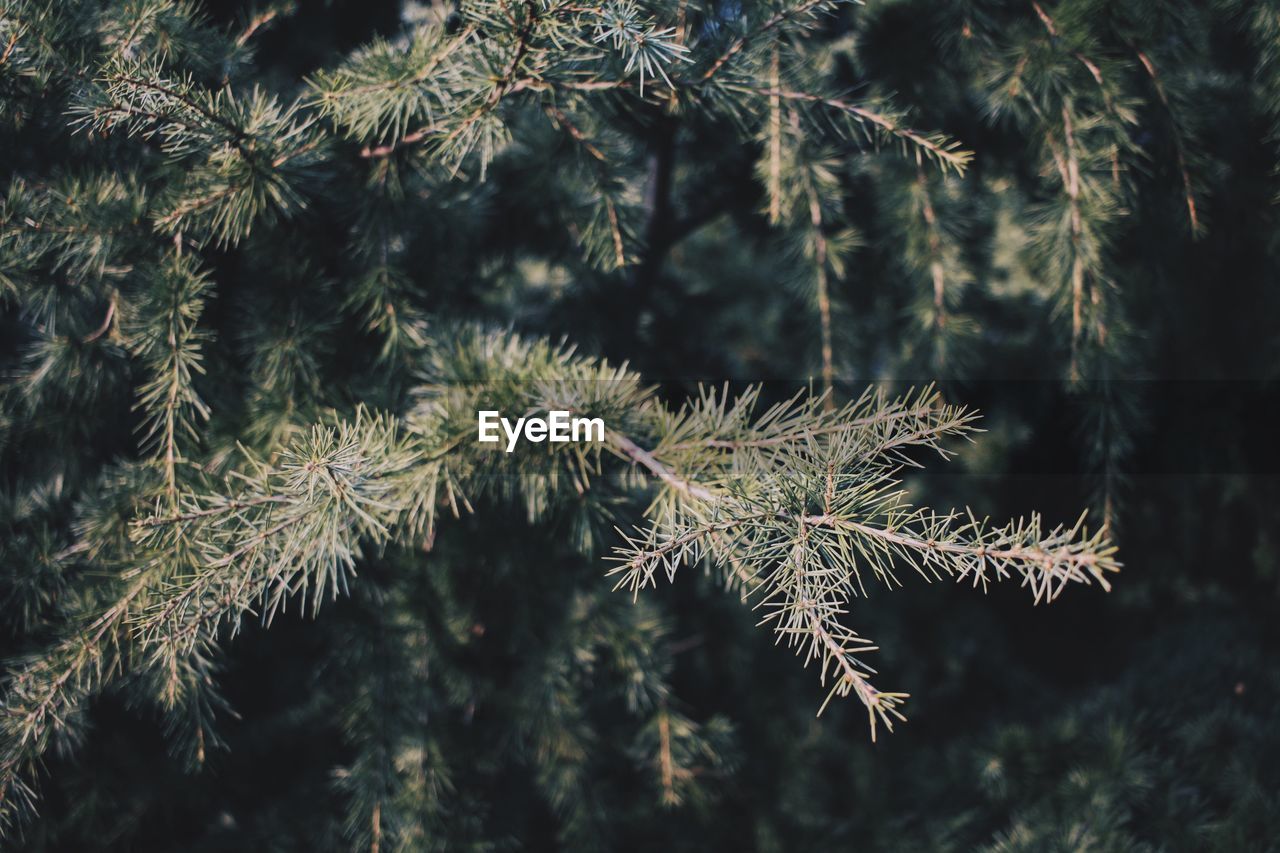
[125,254,212,502]
[234,2,293,49]
[698,0,836,85]
[1132,47,1201,236]
[0,326,1117,819]
[737,85,974,174]
[804,166,835,404]
[916,166,947,336]
[766,44,784,224]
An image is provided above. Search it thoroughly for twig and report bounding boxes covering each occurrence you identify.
[82,292,117,343]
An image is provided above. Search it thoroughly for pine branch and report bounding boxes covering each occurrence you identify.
[698,0,838,85]
[737,85,974,174]
[0,327,1117,797]
[124,253,212,503]
[1132,46,1201,236]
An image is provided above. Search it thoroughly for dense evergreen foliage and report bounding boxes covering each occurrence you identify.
[2,0,1278,849]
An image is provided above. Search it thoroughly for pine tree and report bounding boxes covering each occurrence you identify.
[2,0,1277,849]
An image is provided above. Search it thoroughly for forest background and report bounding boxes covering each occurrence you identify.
[1,0,1278,850]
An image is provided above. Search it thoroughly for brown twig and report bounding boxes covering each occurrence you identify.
[1133,47,1201,235]
[359,126,437,159]
[700,0,830,84]
[732,85,972,172]
[235,4,293,49]
[82,292,117,343]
